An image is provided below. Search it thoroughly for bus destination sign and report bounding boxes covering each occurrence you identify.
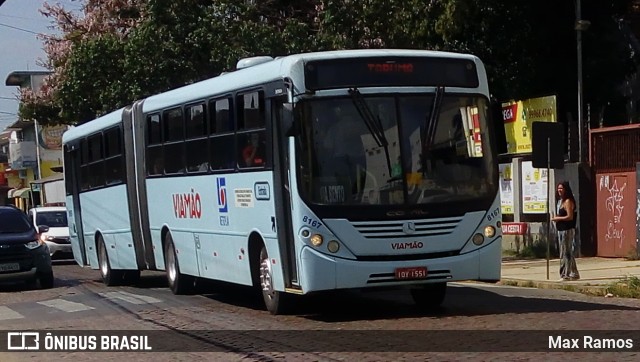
[304,57,479,91]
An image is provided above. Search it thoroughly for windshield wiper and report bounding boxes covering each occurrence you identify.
[422,86,445,151]
[348,88,392,176]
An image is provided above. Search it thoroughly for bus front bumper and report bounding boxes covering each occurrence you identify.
[298,237,501,293]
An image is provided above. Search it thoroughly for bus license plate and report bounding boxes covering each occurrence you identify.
[0,263,20,272]
[395,267,427,280]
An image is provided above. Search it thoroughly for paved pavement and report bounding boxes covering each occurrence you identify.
[499,257,640,295]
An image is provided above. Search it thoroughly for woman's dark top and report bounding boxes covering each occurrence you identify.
[556,201,576,231]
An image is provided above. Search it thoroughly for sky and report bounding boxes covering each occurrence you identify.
[0,0,82,132]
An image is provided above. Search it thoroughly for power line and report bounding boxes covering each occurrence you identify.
[0,13,50,23]
[0,21,43,35]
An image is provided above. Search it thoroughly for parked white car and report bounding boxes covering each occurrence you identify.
[28,207,72,259]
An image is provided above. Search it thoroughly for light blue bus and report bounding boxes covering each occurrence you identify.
[62,49,501,314]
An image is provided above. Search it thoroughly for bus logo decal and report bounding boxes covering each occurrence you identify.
[217,177,228,213]
[402,222,416,235]
[172,189,202,219]
[255,182,270,200]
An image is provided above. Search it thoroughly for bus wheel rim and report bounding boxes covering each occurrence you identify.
[99,243,108,276]
[167,248,177,282]
[260,257,274,299]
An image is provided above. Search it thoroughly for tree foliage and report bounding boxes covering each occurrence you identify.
[19,0,639,127]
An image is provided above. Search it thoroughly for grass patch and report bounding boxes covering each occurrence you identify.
[501,280,519,287]
[512,240,551,259]
[605,276,640,298]
[624,246,640,261]
[503,249,518,257]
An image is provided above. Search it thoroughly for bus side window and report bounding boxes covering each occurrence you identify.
[163,108,185,174]
[210,135,235,170]
[237,91,266,169]
[209,98,235,171]
[239,132,265,168]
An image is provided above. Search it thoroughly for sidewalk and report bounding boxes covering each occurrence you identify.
[500,257,640,295]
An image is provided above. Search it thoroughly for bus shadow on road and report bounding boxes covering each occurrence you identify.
[121,276,640,322]
[197,279,268,310]
[296,285,640,322]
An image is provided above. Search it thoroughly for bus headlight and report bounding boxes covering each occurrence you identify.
[327,240,340,253]
[310,234,323,246]
[472,233,484,246]
[301,229,310,238]
[484,226,496,238]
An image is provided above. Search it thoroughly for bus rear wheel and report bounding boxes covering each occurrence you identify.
[259,246,289,315]
[97,235,123,286]
[164,233,194,295]
[410,282,447,309]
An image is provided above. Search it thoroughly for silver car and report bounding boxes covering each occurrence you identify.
[28,207,72,259]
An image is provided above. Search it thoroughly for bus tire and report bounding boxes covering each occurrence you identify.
[97,235,123,286]
[164,233,193,295]
[410,282,447,309]
[259,245,289,315]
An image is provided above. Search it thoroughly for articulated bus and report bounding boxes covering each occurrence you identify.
[62,49,501,314]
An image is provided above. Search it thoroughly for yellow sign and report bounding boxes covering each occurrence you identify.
[502,95,557,154]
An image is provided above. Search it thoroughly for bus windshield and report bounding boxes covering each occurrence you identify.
[297,94,495,207]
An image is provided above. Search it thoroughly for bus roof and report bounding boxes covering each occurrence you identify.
[142,49,482,113]
[62,49,485,143]
[62,107,124,144]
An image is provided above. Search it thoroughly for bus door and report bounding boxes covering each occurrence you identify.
[268,81,299,287]
[64,142,87,266]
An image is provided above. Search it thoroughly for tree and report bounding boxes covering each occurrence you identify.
[19,0,639,129]
[21,0,331,125]
[19,0,145,125]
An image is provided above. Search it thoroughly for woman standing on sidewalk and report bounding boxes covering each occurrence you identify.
[552,181,580,281]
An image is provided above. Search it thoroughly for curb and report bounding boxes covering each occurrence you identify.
[499,278,609,296]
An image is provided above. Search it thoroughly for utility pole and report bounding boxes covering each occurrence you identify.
[575,0,590,163]
[576,0,584,162]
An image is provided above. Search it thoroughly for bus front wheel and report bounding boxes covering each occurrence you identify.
[410,282,447,309]
[259,245,289,315]
[164,233,194,295]
[97,235,123,286]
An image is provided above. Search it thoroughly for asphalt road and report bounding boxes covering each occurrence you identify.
[1,261,639,361]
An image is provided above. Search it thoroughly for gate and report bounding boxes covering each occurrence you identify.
[590,125,640,257]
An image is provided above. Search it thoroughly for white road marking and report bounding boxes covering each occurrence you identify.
[0,306,24,320]
[99,291,162,305]
[37,299,95,312]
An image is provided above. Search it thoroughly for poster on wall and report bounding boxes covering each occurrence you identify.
[37,124,68,179]
[502,95,557,154]
[499,163,514,214]
[521,161,548,214]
